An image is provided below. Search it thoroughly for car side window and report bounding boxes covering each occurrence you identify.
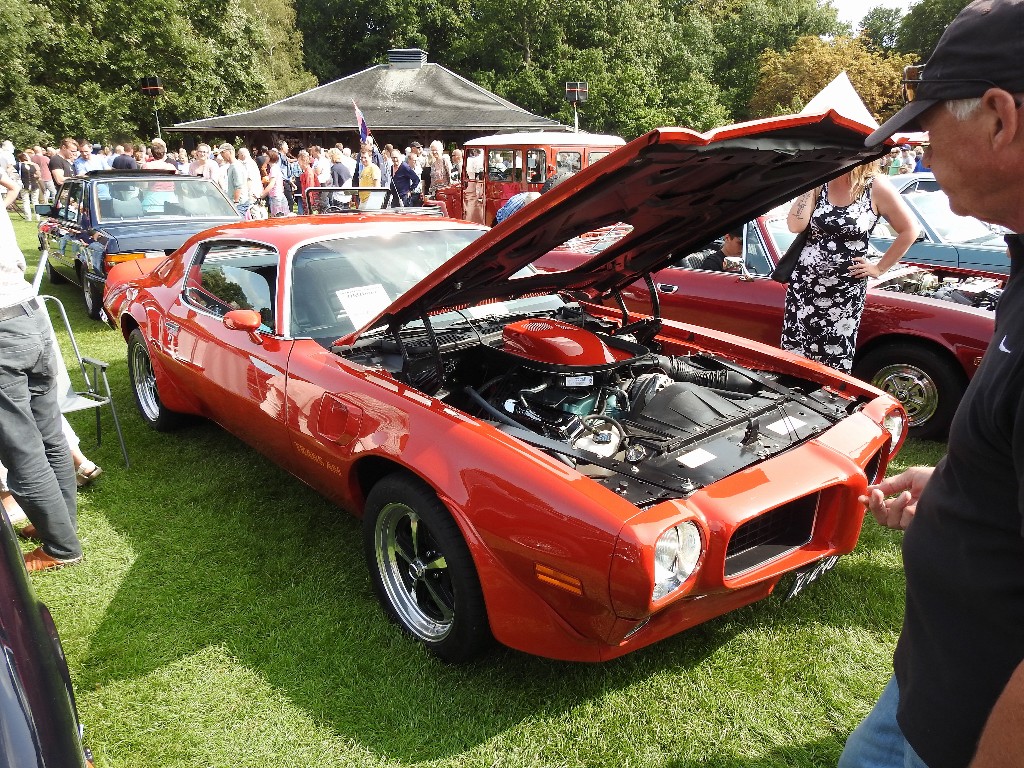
[488,149,517,182]
[184,242,279,331]
[743,225,772,275]
[556,151,582,173]
[60,182,84,224]
[526,149,547,184]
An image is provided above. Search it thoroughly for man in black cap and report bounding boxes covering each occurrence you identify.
[846,2,1024,767]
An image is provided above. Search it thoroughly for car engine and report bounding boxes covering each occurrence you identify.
[874,265,1002,311]
[344,307,870,506]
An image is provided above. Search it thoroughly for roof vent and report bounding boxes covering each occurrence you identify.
[387,48,428,69]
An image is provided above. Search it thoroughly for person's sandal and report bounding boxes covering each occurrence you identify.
[16,524,39,540]
[76,463,103,487]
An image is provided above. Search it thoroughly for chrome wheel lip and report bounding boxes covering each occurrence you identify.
[373,502,454,643]
[130,341,161,423]
[871,363,939,428]
[82,274,96,314]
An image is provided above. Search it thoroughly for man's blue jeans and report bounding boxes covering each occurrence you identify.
[0,305,80,559]
[839,676,929,768]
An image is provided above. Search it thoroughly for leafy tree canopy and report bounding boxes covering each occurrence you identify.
[896,0,970,60]
[3,0,935,145]
[693,0,845,119]
[1,0,314,144]
[750,35,913,124]
[859,5,904,53]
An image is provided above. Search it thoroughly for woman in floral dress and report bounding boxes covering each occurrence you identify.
[782,162,918,372]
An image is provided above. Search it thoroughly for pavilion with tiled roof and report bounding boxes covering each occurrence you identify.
[173,49,568,147]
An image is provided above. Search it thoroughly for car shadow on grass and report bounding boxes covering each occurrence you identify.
[71,417,904,764]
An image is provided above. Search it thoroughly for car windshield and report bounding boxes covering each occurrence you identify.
[764,215,796,252]
[290,227,487,341]
[94,178,237,222]
[903,190,1002,245]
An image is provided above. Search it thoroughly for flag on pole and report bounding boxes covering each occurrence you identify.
[353,100,370,143]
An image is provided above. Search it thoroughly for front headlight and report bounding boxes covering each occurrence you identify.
[653,521,702,600]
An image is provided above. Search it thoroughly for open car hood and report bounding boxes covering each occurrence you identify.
[341,112,887,344]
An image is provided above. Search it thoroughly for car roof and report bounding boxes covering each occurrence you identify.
[191,214,485,253]
[464,132,626,148]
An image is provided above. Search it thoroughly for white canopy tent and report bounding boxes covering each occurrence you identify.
[799,71,880,129]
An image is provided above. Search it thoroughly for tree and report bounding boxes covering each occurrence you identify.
[0,0,47,144]
[240,0,318,103]
[690,0,846,120]
[0,0,314,144]
[750,35,914,124]
[859,5,904,53]
[463,0,728,138]
[897,0,970,60]
[295,0,471,85]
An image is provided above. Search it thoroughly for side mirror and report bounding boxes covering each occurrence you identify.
[35,204,54,217]
[223,309,264,344]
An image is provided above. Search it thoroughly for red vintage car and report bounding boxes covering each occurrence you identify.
[103,113,907,663]
[540,207,1000,440]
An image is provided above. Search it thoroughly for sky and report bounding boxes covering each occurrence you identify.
[828,0,915,29]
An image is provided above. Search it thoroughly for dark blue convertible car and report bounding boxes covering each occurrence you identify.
[38,169,241,318]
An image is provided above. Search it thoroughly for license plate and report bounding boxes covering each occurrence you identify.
[783,555,840,601]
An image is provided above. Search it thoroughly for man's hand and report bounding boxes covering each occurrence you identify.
[859,466,934,530]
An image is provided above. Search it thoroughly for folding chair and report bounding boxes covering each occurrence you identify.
[39,295,130,468]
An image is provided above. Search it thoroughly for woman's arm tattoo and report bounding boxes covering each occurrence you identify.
[793,191,813,217]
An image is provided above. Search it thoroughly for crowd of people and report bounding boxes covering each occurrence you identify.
[881,143,931,175]
[0,135,466,221]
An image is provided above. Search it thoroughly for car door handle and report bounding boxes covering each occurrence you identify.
[657,284,678,294]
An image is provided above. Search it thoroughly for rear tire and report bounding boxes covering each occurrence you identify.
[82,271,103,319]
[363,473,492,663]
[127,329,186,431]
[854,344,964,441]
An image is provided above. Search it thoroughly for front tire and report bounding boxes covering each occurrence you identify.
[854,344,965,441]
[127,329,186,431]
[363,473,491,663]
[45,252,67,285]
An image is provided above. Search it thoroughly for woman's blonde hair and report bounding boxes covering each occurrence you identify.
[848,161,877,200]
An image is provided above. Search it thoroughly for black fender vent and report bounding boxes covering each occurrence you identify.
[724,493,819,577]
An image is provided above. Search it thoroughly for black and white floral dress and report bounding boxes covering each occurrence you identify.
[781,179,879,372]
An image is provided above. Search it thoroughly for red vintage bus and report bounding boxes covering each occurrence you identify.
[433,131,625,225]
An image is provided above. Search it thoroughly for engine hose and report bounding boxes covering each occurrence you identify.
[656,355,759,394]
[463,386,574,467]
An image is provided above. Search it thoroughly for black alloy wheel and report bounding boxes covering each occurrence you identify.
[363,473,491,663]
[127,329,186,431]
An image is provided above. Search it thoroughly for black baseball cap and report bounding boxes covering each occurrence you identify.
[866,0,1024,146]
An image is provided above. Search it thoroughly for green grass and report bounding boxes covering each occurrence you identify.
[10,216,947,767]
